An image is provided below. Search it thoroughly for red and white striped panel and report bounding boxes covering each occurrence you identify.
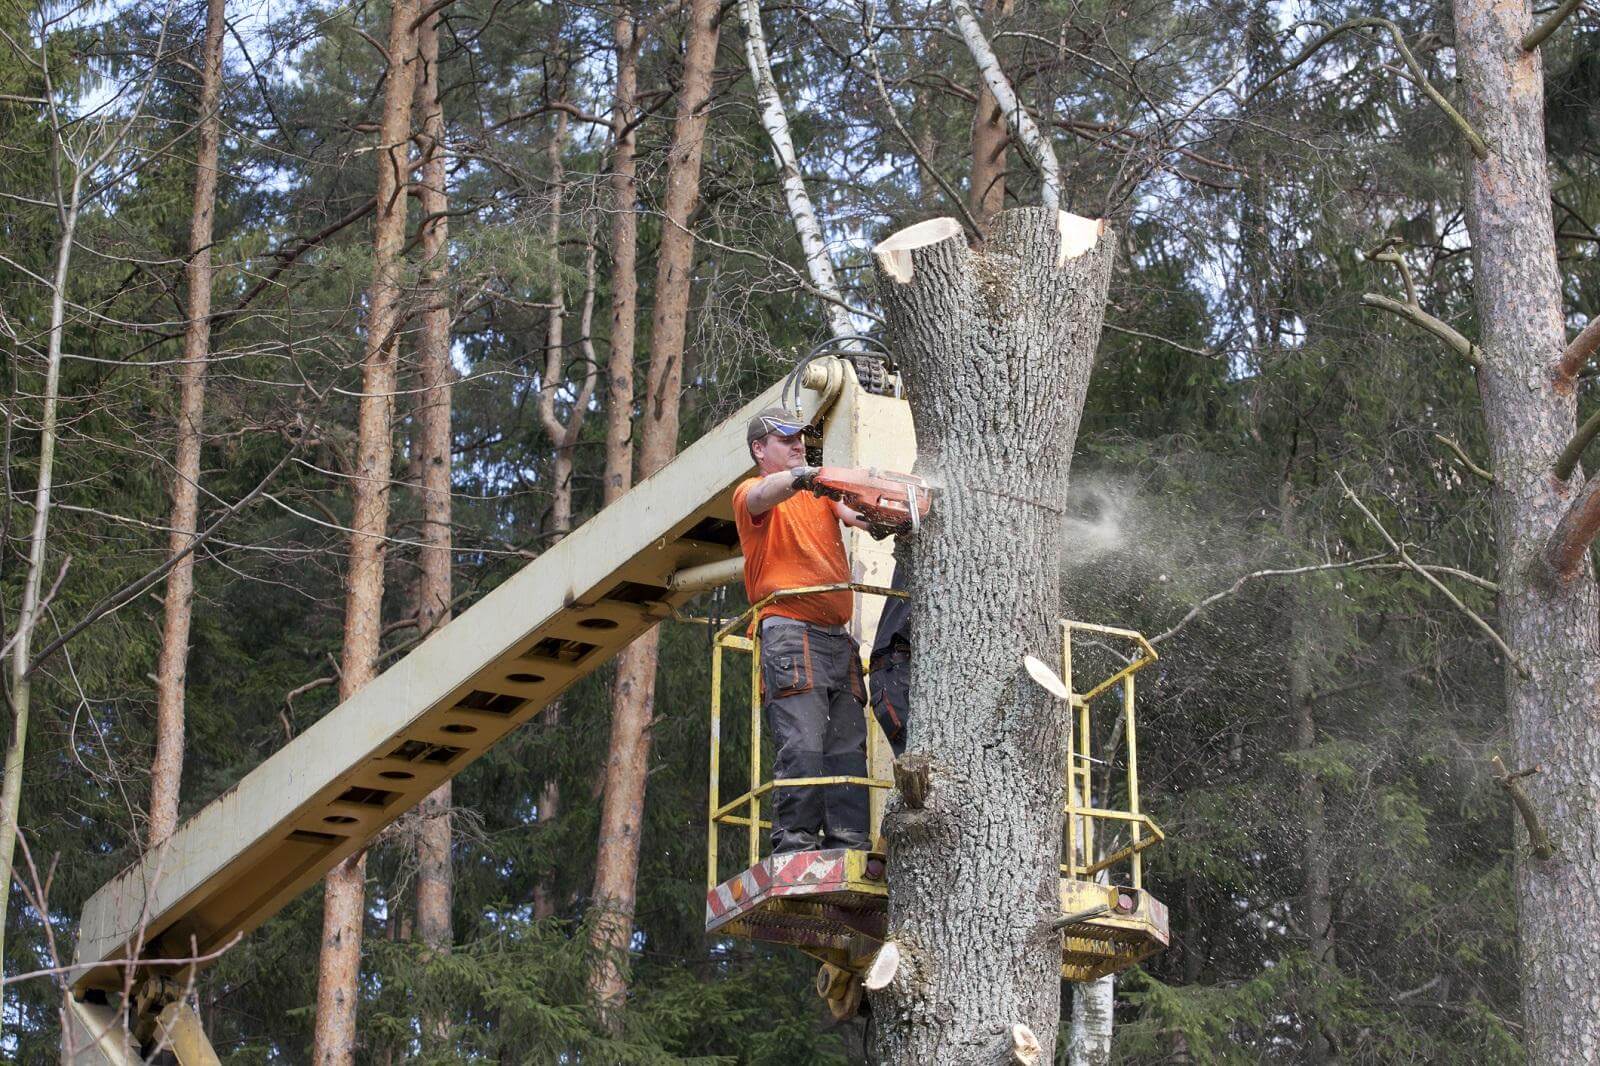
[706,849,850,929]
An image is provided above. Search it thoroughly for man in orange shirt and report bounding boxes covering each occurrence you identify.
[733,407,876,853]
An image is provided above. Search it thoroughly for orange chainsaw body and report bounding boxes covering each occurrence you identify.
[810,467,932,535]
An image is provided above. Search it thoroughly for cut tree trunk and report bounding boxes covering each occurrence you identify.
[312,3,417,1061]
[149,0,226,849]
[867,207,1114,1063]
[1452,0,1600,1059]
[411,0,453,970]
[587,0,720,1026]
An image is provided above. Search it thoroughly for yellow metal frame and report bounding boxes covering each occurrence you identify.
[707,583,903,891]
[1061,620,1166,890]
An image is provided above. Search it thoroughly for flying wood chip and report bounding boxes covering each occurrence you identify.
[1023,654,1070,700]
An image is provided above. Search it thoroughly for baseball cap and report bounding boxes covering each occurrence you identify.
[746,406,812,444]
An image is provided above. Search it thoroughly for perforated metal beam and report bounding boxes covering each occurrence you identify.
[71,363,857,995]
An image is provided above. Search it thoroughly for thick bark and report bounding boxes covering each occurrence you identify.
[313,3,417,1060]
[587,0,720,1023]
[1452,0,1600,1060]
[149,0,226,849]
[411,0,453,965]
[867,208,1114,1063]
[967,0,1010,227]
[735,0,854,337]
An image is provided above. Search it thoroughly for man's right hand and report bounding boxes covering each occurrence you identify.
[790,465,823,491]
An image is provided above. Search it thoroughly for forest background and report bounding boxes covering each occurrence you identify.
[0,0,1596,1060]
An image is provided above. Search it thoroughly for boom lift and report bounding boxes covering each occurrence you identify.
[62,354,1167,1060]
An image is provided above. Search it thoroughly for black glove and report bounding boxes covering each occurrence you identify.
[790,465,822,491]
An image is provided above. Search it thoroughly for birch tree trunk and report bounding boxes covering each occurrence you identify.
[1067,976,1114,1066]
[0,168,81,1040]
[410,0,454,972]
[587,0,720,1024]
[312,3,416,1060]
[734,0,854,337]
[867,207,1114,1064]
[1451,0,1600,1058]
[148,0,226,849]
[967,0,1010,228]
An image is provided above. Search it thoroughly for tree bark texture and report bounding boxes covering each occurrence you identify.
[1067,975,1113,1066]
[867,207,1114,1064]
[313,3,417,1060]
[967,0,1010,228]
[586,0,719,1023]
[411,1,453,962]
[603,6,640,503]
[149,0,226,849]
[1453,0,1600,1060]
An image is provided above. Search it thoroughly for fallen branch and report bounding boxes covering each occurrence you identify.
[1338,474,1529,678]
[1491,755,1556,860]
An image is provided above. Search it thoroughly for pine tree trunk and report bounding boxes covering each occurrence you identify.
[867,207,1114,1063]
[1452,1,1600,1059]
[602,6,639,504]
[967,0,1010,227]
[586,0,720,1025]
[313,4,416,1061]
[411,0,453,969]
[149,0,226,849]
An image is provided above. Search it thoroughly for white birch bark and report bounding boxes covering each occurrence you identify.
[949,0,1061,209]
[1068,975,1115,1066]
[734,0,856,338]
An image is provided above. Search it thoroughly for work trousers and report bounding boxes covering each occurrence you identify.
[868,643,910,757]
[759,618,870,853]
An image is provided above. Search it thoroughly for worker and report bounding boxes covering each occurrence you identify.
[733,407,876,854]
[867,561,910,756]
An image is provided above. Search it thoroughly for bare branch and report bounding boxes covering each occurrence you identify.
[1362,293,1479,366]
[1553,405,1600,481]
[1151,553,1391,646]
[1556,316,1600,381]
[1491,755,1556,859]
[1434,433,1494,483]
[1252,18,1489,159]
[1338,473,1528,677]
[1522,0,1587,51]
[1544,467,1600,580]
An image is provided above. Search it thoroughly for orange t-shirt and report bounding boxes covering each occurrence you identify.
[732,476,852,626]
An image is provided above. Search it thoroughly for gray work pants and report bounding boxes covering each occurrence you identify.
[868,643,910,757]
[759,618,870,853]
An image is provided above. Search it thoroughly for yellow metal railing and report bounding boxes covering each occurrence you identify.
[1061,620,1165,890]
[707,584,903,892]
[705,592,1166,894]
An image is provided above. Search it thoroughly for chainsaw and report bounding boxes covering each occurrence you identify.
[805,467,933,537]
